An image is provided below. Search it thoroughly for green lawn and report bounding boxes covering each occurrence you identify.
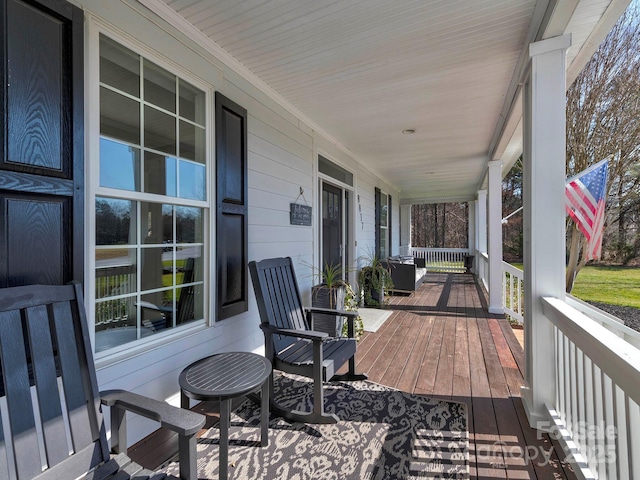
[508,263,640,308]
[571,266,640,308]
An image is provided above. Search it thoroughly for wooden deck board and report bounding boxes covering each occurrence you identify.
[129,272,579,480]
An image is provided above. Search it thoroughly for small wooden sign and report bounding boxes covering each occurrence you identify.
[290,203,312,226]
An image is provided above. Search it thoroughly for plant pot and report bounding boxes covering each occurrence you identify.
[311,284,346,336]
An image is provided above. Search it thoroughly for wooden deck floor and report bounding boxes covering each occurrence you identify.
[130,273,578,479]
[356,273,577,480]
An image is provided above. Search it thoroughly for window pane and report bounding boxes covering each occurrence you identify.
[187,250,204,283]
[140,202,173,245]
[100,138,140,191]
[144,105,176,155]
[179,79,205,124]
[94,296,140,352]
[101,87,140,145]
[144,152,176,196]
[178,160,205,200]
[140,246,170,291]
[141,290,173,331]
[100,35,140,96]
[96,198,136,245]
[379,228,388,259]
[380,193,388,226]
[144,59,176,113]
[162,204,174,243]
[176,207,203,243]
[179,120,205,163]
[95,249,137,298]
[318,155,353,186]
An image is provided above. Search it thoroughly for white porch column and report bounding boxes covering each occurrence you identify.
[487,160,503,314]
[521,34,571,429]
[468,201,476,273]
[400,204,412,256]
[477,190,487,254]
[476,190,488,289]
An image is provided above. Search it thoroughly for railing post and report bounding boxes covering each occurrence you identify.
[521,34,571,429]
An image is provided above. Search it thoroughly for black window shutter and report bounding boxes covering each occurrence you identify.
[215,93,248,320]
[374,187,381,259]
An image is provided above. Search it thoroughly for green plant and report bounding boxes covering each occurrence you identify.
[306,261,348,307]
[357,251,393,307]
[342,283,364,341]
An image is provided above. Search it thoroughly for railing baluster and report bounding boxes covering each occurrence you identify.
[576,348,585,454]
[614,385,629,479]
[556,327,565,425]
[592,363,605,479]
[583,354,595,475]
[629,397,640,479]
[603,374,617,479]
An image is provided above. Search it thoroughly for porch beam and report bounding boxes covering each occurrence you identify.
[487,160,503,314]
[521,34,571,429]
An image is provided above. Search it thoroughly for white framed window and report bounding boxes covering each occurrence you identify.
[379,191,389,259]
[92,33,210,354]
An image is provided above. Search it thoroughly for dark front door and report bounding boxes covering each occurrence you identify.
[322,183,342,272]
[0,0,84,287]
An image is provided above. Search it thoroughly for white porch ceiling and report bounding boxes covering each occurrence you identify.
[149,0,627,204]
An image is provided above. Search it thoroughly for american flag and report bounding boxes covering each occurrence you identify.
[565,159,609,261]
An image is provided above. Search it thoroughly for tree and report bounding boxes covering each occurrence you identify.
[565,0,640,291]
[411,203,468,248]
[502,157,523,262]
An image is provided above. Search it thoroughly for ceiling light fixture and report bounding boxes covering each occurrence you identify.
[402,129,415,135]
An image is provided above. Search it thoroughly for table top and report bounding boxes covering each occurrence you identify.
[179,352,272,400]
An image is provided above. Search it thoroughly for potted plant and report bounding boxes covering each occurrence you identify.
[311,262,347,336]
[357,252,393,307]
[342,282,365,341]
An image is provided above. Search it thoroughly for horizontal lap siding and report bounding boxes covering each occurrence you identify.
[78,0,399,446]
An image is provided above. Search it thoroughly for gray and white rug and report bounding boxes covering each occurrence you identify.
[161,373,469,479]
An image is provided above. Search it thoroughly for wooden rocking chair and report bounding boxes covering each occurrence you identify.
[0,282,205,480]
[249,257,367,424]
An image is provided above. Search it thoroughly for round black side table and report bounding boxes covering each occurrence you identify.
[179,352,271,480]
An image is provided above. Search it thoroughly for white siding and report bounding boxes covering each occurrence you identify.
[79,0,401,444]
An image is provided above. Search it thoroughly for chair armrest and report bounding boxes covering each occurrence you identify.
[101,390,204,480]
[101,389,205,437]
[306,307,359,318]
[260,323,328,341]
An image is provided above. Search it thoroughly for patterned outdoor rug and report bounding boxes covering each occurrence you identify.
[161,373,469,479]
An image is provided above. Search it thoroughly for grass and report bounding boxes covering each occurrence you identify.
[507,262,640,309]
[571,266,640,309]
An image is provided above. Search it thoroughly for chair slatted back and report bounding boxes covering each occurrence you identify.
[249,258,309,353]
[0,283,109,479]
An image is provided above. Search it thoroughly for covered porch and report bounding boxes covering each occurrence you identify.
[131,274,578,478]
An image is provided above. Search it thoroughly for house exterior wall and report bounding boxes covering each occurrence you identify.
[76,0,399,444]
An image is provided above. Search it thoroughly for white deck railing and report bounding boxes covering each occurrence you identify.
[542,297,640,479]
[478,251,489,291]
[503,261,524,324]
[409,247,469,273]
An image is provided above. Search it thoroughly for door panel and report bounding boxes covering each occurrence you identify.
[0,0,83,288]
[322,183,342,271]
